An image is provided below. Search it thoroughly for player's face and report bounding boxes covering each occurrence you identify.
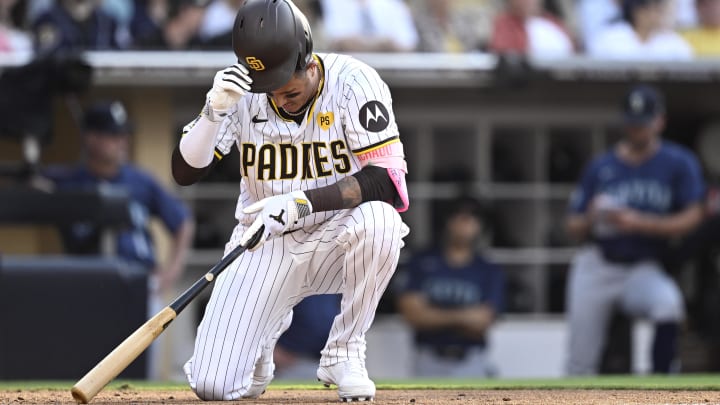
[624,115,664,149]
[85,131,128,167]
[446,212,482,245]
[267,63,318,113]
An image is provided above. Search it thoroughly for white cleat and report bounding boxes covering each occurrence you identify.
[317,360,376,402]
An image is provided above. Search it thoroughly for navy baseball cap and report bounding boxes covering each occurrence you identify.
[82,101,133,135]
[622,84,665,125]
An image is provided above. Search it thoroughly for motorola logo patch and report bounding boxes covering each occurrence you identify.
[359,101,389,132]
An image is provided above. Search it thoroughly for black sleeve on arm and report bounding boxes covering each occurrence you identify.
[353,165,397,203]
[171,145,214,186]
[305,165,397,212]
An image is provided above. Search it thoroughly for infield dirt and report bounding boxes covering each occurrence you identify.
[2,389,720,404]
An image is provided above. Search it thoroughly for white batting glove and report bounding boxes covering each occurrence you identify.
[239,191,313,251]
[204,64,252,122]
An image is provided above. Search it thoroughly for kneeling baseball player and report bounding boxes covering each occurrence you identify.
[172,0,410,401]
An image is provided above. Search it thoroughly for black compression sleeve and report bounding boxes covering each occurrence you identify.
[305,182,343,212]
[171,145,214,186]
[305,165,398,212]
[353,165,397,203]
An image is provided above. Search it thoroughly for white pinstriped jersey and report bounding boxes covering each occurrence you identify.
[182,53,405,231]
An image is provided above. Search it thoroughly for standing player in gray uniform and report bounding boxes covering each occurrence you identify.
[565,84,705,375]
[171,0,410,401]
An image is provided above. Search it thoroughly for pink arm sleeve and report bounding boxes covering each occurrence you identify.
[355,139,409,212]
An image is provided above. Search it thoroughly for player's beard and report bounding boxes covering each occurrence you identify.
[624,124,659,154]
[86,146,127,178]
[626,137,651,152]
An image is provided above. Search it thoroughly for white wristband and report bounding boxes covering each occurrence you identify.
[179,115,220,168]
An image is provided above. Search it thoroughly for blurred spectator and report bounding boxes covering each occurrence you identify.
[101,0,134,27]
[0,0,32,56]
[681,0,720,57]
[576,0,622,50]
[666,0,698,29]
[490,0,575,60]
[31,0,131,54]
[293,0,326,51]
[197,0,243,48]
[26,0,53,23]
[130,0,208,49]
[410,0,498,52]
[130,0,169,48]
[273,294,341,379]
[565,85,705,375]
[44,100,195,295]
[577,0,697,51]
[320,0,418,52]
[588,0,693,60]
[396,198,505,377]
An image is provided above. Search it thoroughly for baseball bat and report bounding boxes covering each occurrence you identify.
[71,231,261,404]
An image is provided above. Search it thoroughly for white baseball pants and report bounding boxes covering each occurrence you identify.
[184,201,408,400]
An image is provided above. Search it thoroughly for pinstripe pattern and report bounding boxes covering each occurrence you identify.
[182,53,409,400]
[185,202,408,400]
[212,53,403,235]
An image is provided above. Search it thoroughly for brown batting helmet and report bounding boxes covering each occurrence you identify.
[232,0,313,93]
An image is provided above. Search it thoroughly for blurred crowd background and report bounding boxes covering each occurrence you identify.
[0,0,718,59]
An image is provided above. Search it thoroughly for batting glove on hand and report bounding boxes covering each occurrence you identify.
[239,191,313,251]
[204,64,252,122]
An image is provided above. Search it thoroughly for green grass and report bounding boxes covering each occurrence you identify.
[374,375,720,390]
[1,375,719,392]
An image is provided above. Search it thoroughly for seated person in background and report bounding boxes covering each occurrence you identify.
[396,198,505,377]
[576,0,623,51]
[31,0,130,54]
[588,0,693,60]
[409,0,498,53]
[489,0,575,60]
[197,0,244,48]
[44,100,194,295]
[565,85,705,375]
[273,294,341,380]
[130,0,208,50]
[577,0,696,51]
[681,0,720,57]
[320,0,418,52]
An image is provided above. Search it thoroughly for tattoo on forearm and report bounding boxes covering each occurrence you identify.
[338,176,362,208]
